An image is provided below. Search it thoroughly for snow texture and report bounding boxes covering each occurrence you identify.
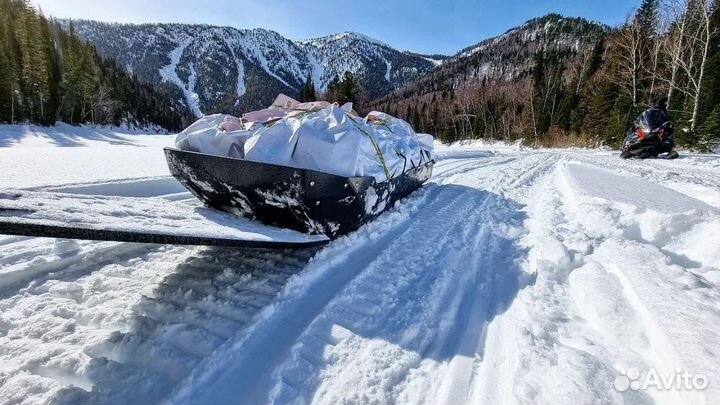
[1,125,720,405]
[0,123,176,190]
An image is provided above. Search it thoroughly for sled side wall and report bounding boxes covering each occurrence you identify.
[164,148,434,238]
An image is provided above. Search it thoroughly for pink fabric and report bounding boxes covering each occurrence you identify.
[242,109,289,124]
[242,94,332,124]
[219,116,244,132]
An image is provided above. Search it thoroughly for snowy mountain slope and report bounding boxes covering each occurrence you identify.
[373,14,608,107]
[1,127,720,404]
[65,21,439,116]
[449,14,608,76]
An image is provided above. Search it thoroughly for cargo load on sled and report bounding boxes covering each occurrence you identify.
[0,95,435,247]
[168,94,435,238]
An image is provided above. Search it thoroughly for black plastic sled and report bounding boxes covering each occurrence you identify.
[164,148,435,238]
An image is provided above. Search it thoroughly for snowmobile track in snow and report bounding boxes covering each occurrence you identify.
[2,149,720,405]
[171,154,544,405]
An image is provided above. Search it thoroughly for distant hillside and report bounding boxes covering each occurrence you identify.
[370,7,719,151]
[372,14,608,109]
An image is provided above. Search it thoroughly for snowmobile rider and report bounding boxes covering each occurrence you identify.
[646,97,678,157]
[648,97,671,134]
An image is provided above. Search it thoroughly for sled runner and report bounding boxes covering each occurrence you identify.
[0,190,330,248]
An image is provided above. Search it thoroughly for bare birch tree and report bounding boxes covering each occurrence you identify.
[661,0,691,104]
[615,15,644,107]
[665,0,717,132]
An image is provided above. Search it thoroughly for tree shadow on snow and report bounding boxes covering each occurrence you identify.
[0,125,148,148]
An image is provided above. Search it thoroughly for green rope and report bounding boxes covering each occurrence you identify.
[346,112,393,180]
[369,117,394,133]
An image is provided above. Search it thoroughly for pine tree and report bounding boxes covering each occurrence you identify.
[325,75,341,102]
[0,0,191,129]
[298,75,316,102]
[698,107,720,150]
[38,12,60,124]
[636,0,659,34]
[0,2,12,122]
[586,36,606,78]
[337,71,359,105]
[309,80,316,102]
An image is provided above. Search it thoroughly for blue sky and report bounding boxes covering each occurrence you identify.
[32,0,641,55]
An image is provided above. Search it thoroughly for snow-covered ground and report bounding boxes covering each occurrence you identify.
[0,123,175,190]
[1,126,720,405]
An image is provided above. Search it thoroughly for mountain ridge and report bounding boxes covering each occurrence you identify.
[63,19,443,116]
[63,14,609,120]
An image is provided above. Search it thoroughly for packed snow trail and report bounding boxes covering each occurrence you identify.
[1,139,719,405]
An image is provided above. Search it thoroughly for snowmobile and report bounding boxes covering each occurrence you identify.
[620,109,679,160]
[0,149,434,248]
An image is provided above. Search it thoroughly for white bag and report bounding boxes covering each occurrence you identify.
[175,97,434,182]
[175,114,252,159]
[290,105,363,178]
[243,119,299,167]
